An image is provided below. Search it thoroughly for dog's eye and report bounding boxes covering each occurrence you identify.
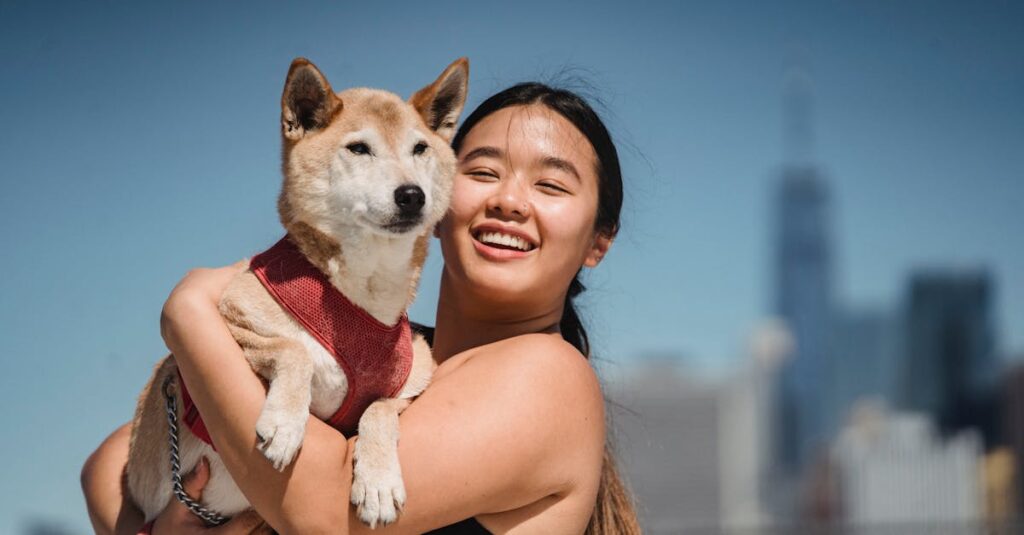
[346,142,372,156]
[412,142,428,156]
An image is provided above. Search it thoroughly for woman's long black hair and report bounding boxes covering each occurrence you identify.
[451,83,624,358]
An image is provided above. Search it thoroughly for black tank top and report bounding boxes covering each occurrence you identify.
[425,517,491,534]
[411,323,492,534]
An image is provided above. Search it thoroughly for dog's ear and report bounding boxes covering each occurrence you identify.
[410,58,469,143]
[281,58,342,141]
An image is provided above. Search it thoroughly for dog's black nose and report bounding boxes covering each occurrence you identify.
[394,185,425,215]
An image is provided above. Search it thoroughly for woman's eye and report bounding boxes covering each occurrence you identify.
[539,182,569,193]
[412,142,428,156]
[467,170,498,180]
[346,142,372,155]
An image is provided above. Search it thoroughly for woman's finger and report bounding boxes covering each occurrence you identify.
[150,458,221,534]
[182,457,212,499]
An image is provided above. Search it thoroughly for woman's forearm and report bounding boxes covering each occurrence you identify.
[81,423,145,535]
[161,287,355,534]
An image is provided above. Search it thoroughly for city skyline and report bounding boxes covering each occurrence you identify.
[1,1,1022,533]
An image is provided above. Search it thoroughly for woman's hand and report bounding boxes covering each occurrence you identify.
[79,424,265,535]
[150,458,267,535]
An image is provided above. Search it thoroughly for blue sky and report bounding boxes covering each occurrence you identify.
[1,0,1022,532]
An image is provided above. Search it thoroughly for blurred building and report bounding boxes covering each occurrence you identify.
[1002,360,1024,517]
[981,447,1019,529]
[832,403,983,530]
[612,357,722,534]
[899,269,1000,445]
[773,167,834,475]
[718,320,792,530]
[827,307,900,437]
[772,64,836,475]
[19,519,81,535]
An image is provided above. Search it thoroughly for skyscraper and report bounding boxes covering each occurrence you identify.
[773,66,834,470]
[900,269,999,443]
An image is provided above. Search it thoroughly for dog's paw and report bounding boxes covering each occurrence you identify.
[350,441,406,528]
[254,407,306,471]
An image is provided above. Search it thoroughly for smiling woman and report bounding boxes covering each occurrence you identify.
[81,81,639,535]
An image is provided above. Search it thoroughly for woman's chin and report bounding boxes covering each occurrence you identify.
[473,281,531,302]
[462,270,536,302]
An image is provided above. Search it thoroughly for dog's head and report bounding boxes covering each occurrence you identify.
[277,57,468,241]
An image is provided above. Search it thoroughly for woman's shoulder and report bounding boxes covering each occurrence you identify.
[457,331,600,397]
[413,322,598,391]
[413,324,603,434]
[445,332,605,442]
[491,332,598,382]
[404,327,605,529]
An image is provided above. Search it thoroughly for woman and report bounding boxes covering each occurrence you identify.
[82,82,640,534]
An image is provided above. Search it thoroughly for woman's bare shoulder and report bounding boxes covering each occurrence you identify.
[432,332,606,454]
[391,332,605,528]
[455,333,601,404]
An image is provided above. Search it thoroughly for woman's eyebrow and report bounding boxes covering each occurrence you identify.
[540,155,581,182]
[461,146,503,162]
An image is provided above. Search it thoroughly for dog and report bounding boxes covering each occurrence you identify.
[124,56,468,529]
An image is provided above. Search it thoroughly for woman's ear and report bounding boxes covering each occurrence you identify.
[583,232,613,268]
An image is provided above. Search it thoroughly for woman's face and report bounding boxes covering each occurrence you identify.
[437,104,612,310]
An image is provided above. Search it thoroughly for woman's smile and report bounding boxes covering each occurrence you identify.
[470,222,539,260]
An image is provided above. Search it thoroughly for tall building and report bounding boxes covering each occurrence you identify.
[900,269,999,443]
[773,65,834,470]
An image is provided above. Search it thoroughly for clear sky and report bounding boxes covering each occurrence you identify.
[1,0,1022,532]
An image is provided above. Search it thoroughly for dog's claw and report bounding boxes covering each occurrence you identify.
[254,407,306,471]
[351,439,405,528]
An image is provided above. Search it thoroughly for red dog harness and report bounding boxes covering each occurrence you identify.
[178,236,414,448]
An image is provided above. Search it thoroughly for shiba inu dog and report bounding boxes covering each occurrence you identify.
[125,56,468,529]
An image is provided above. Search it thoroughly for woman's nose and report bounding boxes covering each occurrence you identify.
[486,178,531,220]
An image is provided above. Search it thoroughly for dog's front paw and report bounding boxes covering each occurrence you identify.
[350,440,406,528]
[254,406,306,471]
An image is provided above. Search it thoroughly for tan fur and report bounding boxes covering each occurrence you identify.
[126,57,468,527]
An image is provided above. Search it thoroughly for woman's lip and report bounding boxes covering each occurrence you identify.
[471,234,535,260]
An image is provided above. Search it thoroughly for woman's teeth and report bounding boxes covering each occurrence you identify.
[477,231,535,252]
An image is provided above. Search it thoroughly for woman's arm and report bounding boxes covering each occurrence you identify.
[160,263,351,534]
[81,423,142,535]
[81,424,265,535]
[163,264,605,534]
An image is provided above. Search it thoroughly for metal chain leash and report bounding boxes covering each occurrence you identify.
[162,374,230,526]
